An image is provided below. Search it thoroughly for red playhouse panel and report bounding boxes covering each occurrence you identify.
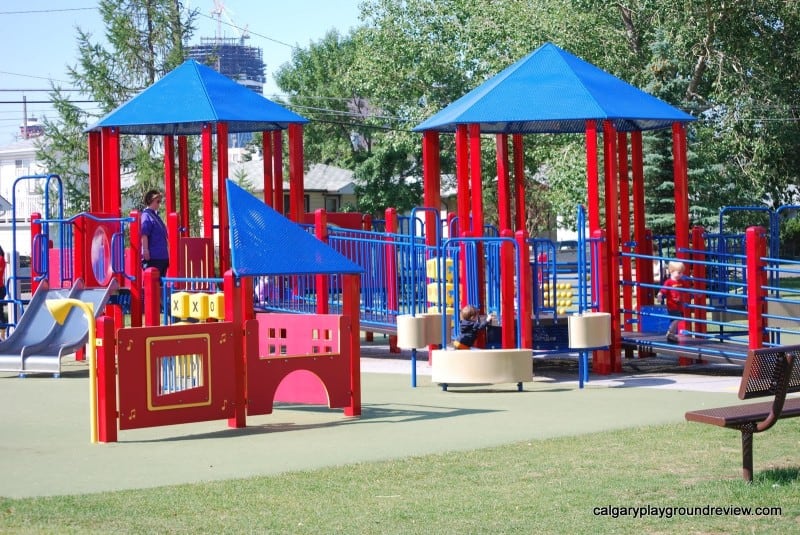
[178,237,215,285]
[47,248,68,288]
[116,322,237,430]
[303,211,364,230]
[275,369,330,404]
[73,213,120,287]
[247,312,351,415]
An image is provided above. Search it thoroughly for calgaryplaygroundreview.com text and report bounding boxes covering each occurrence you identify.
[592,504,782,519]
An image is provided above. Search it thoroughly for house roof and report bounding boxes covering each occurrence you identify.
[0,138,39,157]
[86,59,308,135]
[304,163,355,194]
[226,179,363,276]
[414,42,695,134]
[221,160,355,194]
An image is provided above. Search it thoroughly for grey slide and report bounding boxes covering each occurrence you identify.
[20,279,119,376]
[0,279,82,374]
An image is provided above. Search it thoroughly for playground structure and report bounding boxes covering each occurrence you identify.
[1,44,799,440]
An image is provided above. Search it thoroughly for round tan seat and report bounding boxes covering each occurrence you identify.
[431,348,533,391]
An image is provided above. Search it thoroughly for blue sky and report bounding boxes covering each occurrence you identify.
[0,0,363,144]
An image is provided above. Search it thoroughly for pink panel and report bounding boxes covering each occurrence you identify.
[247,313,351,414]
[48,248,64,288]
[274,370,329,404]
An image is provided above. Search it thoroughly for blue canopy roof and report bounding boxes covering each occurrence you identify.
[226,180,363,277]
[414,42,694,134]
[86,59,308,135]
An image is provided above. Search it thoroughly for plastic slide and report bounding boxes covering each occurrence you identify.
[20,279,119,375]
[0,279,83,373]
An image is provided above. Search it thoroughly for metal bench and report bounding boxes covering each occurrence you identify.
[685,345,800,481]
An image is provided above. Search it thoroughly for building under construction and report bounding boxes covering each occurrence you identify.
[187,37,265,95]
[187,36,266,147]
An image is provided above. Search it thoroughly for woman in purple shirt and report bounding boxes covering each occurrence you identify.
[140,190,169,279]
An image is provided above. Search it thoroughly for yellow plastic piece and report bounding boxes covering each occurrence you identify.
[427,305,455,317]
[427,282,455,305]
[426,258,454,282]
[208,293,225,320]
[170,291,191,320]
[189,292,210,321]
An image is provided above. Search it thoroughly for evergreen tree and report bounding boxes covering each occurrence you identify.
[37,0,197,215]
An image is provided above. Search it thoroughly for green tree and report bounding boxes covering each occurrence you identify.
[350,0,800,234]
[274,30,372,168]
[275,27,428,215]
[352,141,422,217]
[37,0,197,215]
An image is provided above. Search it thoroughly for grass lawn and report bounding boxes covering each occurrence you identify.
[1,420,798,534]
[778,277,800,294]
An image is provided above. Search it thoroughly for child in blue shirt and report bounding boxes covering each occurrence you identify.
[453,305,495,349]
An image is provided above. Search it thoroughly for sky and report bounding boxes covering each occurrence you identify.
[0,0,363,145]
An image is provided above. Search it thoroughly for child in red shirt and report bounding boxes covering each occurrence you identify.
[657,261,687,343]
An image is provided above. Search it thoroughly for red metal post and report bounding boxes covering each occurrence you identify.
[273,130,285,214]
[691,226,707,336]
[315,209,329,315]
[96,316,117,443]
[201,124,214,244]
[500,229,515,348]
[512,134,526,232]
[101,127,121,216]
[88,131,102,213]
[29,213,42,294]
[496,134,511,231]
[178,135,190,236]
[469,124,484,237]
[422,131,442,352]
[384,208,400,353]
[515,230,532,349]
[216,122,230,274]
[455,125,471,310]
[163,135,176,215]
[745,226,767,350]
[342,273,362,417]
[592,228,612,373]
[630,131,651,307]
[262,131,274,207]
[602,121,621,373]
[455,125,471,234]
[585,120,600,234]
[469,124,486,314]
[672,122,690,259]
[143,267,161,327]
[617,132,632,330]
[167,212,179,279]
[224,270,247,428]
[129,210,142,327]
[422,130,441,246]
[288,123,305,223]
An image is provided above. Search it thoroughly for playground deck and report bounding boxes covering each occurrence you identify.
[621,331,749,364]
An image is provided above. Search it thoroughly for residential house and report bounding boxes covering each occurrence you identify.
[225,158,357,215]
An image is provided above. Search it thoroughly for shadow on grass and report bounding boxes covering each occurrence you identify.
[757,467,800,484]
[125,402,501,443]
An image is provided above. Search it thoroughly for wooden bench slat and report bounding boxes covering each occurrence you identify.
[685,397,800,428]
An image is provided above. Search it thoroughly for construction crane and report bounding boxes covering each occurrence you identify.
[211,0,250,45]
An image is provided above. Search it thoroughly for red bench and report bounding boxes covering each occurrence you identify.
[685,344,800,482]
